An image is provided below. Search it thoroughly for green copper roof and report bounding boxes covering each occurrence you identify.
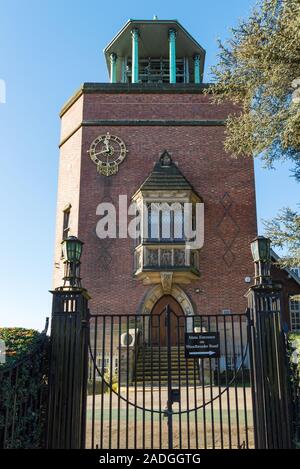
[138,150,198,193]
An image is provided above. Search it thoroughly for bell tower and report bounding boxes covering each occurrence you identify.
[53,19,257,317]
[103,19,205,84]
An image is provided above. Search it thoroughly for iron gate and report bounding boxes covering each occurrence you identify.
[86,307,254,449]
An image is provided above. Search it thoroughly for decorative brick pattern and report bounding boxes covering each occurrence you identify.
[216,193,240,267]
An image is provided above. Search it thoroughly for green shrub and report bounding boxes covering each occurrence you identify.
[87,371,119,395]
[288,332,300,372]
[0,327,40,368]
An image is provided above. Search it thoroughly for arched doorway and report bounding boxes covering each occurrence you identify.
[150,295,185,346]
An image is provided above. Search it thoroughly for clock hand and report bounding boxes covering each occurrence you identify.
[92,149,110,157]
[104,138,110,152]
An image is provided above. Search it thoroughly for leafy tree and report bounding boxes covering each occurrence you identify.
[264,208,300,266]
[208,0,300,266]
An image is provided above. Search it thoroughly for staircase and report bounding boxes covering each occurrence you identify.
[134,346,200,386]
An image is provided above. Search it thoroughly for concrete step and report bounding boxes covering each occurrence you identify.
[135,373,199,379]
[136,362,196,366]
[134,347,200,385]
[135,379,200,384]
[139,362,191,366]
[136,373,199,382]
[136,368,196,374]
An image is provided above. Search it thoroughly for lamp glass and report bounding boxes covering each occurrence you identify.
[251,240,259,262]
[251,237,271,262]
[258,237,270,262]
[62,236,83,262]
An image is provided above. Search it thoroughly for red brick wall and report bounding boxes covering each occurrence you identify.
[82,93,237,121]
[54,89,257,315]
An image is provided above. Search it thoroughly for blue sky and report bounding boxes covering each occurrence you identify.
[0,0,298,330]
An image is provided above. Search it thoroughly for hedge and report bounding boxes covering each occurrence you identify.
[0,328,41,368]
[0,327,48,449]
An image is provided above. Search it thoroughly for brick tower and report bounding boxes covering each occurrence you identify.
[53,19,257,319]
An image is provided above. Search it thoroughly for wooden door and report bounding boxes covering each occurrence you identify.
[150,295,185,346]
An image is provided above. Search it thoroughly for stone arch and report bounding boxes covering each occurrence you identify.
[139,284,195,317]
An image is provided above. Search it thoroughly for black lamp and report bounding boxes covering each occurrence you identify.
[250,236,271,286]
[61,236,84,289]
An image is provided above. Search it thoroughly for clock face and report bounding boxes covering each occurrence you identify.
[88,133,128,176]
